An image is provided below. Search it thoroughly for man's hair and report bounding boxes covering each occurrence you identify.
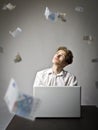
[57,46,73,65]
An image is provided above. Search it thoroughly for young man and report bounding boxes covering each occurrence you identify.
[33,46,78,86]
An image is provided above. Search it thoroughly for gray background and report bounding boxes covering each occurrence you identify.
[0,0,98,124]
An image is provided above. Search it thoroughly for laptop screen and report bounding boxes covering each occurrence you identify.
[33,86,81,118]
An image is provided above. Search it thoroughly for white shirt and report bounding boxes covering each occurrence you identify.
[33,68,78,87]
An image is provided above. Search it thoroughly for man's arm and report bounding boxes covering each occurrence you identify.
[70,76,78,86]
[33,72,43,87]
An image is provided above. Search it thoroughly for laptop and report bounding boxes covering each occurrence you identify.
[33,86,81,118]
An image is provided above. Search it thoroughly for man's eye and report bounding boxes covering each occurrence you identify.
[61,54,65,58]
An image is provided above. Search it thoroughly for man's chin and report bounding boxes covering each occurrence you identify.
[52,59,59,64]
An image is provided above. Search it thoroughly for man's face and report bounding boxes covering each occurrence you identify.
[52,50,67,67]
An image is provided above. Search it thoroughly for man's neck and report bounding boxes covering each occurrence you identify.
[52,64,63,74]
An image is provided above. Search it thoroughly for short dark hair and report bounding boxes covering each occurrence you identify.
[57,46,73,65]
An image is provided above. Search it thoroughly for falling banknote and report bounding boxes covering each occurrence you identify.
[44,7,58,22]
[44,7,66,22]
[4,78,40,121]
[9,27,22,38]
[2,3,16,11]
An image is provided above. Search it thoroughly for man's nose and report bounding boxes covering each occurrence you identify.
[56,54,60,58]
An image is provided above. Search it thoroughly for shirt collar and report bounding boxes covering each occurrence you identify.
[47,68,65,76]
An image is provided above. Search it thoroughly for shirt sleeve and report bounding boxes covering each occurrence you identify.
[33,72,43,87]
[70,76,78,86]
